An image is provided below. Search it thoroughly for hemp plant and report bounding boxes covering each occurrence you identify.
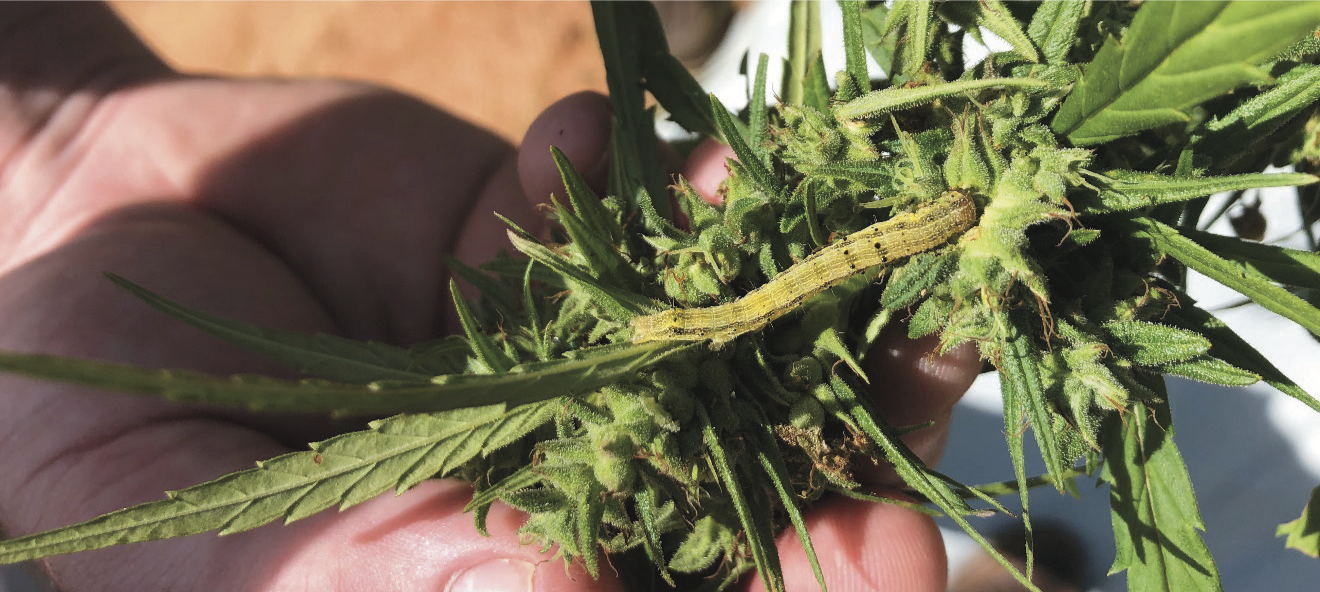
[4,1,1320,590]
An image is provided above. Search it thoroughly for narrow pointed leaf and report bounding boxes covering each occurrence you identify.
[629,1,717,137]
[1276,485,1320,558]
[698,406,784,592]
[973,0,1039,64]
[1177,225,1320,291]
[505,227,657,318]
[1168,302,1320,413]
[1193,63,1320,169]
[0,341,685,416]
[1051,1,1320,146]
[1026,0,1084,65]
[108,274,440,383]
[1131,218,1320,338]
[839,0,869,92]
[591,1,671,219]
[1104,320,1210,367]
[834,78,1049,121]
[785,0,822,107]
[1102,398,1223,591]
[827,375,1037,591]
[0,401,558,563]
[450,279,516,374]
[711,93,783,197]
[752,416,826,592]
[1079,170,1317,214]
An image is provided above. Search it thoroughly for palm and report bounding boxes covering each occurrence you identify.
[0,52,966,592]
[0,76,602,591]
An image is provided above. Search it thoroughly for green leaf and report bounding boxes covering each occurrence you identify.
[881,251,955,310]
[698,406,784,592]
[1026,0,1084,65]
[785,0,823,107]
[895,0,934,80]
[668,515,734,574]
[834,77,1050,121]
[1167,301,1320,413]
[591,1,672,220]
[826,375,1037,590]
[0,341,686,416]
[751,413,826,592]
[1000,317,1071,490]
[634,488,674,585]
[1177,225,1320,291]
[1104,320,1211,367]
[1192,63,1320,171]
[630,2,717,138]
[107,274,441,383]
[1161,355,1260,386]
[1276,485,1320,558]
[838,0,869,92]
[1051,1,1320,146]
[749,53,772,168]
[1102,398,1223,591]
[450,279,516,374]
[711,93,783,197]
[970,0,1039,64]
[1130,218,1320,338]
[0,400,559,563]
[505,225,658,320]
[1079,170,1318,214]
[466,464,542,536]
[447,257,523,322]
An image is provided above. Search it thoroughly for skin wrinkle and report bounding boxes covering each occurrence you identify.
[0,8,974,586]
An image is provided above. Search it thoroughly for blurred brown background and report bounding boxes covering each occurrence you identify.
[110,1,736,144]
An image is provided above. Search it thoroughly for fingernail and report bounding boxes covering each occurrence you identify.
[446,557,535,592]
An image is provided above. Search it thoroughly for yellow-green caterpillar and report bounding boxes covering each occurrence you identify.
[631,191,977,347]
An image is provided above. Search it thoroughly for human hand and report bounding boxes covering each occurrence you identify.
[0,4,979,591]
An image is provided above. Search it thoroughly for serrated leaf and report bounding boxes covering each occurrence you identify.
[449,279,516,374]
[1276,485,1320,558]
[881,251,954,310]
[834,77,1050,121]
[107,275,441,383]
[1026,0,1084,65]
[826,375,1037,590]
[505,226,657,319]
[1193,63,1320,171]
[1131,218,1320,338]
[1178,225,1320,291]
[698,405,784,592]
[634,488,674,585]
[668,515,732,574]
[1051,1,1320,146]
[711,93,783,198]
[1000,317,1071,490]
[1104,320,1210,367]
[970,0,1039,64]
[749,53,771,168]
[628,1,717,138]
[591,1,672,221]
[1168,301,1320,413]
[0,341,686,416]
[751,409,826,592]
[839,0,869,92]
[785,0,823,108]
[1102,398,1223,591]
[0,401,558,563]
[1079,170,1318,214]
[1161,355,1260,386]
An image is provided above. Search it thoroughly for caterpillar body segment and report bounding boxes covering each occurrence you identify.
[631,191,977,346]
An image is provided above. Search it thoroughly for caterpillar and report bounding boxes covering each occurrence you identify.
[631,191,977,347]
